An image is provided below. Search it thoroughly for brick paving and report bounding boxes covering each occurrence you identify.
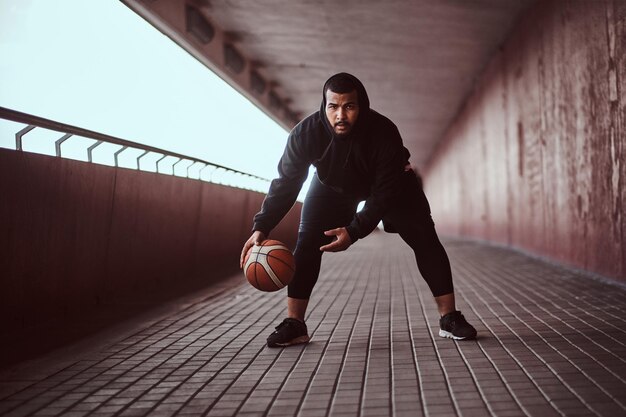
[1,232,625,417]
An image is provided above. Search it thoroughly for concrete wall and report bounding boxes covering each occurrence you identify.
[0,149,301,331]
[423,0,625,281]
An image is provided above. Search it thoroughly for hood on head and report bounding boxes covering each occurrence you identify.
[320,72,370,139]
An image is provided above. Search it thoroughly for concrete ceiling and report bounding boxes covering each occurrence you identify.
[123,0,533,168]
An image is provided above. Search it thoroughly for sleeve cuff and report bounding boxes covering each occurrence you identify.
[345,225,360,244]
[252,224,271,237]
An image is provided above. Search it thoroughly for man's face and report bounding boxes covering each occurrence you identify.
[325,89,359,136]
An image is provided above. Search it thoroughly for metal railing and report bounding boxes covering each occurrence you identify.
[0,106,270,192]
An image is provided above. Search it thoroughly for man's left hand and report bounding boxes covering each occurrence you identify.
[320,227,352,252]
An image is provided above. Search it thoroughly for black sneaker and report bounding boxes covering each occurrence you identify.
[439,311,477,340]
[267,318,310,347]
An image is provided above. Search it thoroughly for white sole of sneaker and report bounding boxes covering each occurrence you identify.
[272,335,311,347]
[439,329,470,340]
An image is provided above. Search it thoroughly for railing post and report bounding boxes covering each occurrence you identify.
[198,163,209,181]
[55,133,73,157]
[87,140,102,162]
[114,146,128,167]
[137,150,150,170]
[15,125,36,151]
[186,161,193,178]
[172,158,183,176]
[156,154,167,174]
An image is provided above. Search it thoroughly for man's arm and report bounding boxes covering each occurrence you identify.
[251,131,310,236]
[240,129,310,267]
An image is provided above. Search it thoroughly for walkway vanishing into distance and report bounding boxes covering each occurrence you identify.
[1,232,625,417]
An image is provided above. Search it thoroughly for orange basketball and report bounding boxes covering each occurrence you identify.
[243,240,295,292]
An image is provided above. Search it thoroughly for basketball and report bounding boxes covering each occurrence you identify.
[243,240,296,292]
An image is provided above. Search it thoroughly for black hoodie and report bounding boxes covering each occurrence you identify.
[252,73,411,242]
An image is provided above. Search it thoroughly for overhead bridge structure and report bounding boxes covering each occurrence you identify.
[1,1,625,416]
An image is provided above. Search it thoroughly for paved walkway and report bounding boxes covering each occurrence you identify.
[1,232,625,417]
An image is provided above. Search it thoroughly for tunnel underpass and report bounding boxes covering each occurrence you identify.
[1,1,625,416]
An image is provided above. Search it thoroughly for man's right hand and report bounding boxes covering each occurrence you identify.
[240,231,266,268]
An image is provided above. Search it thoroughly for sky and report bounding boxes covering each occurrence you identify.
[0,0,313,196]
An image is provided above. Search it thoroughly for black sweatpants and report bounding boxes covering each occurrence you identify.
[288,169,454,299]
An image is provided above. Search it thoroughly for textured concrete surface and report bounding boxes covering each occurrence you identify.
[424,0,625,282]
[1,232,625,417]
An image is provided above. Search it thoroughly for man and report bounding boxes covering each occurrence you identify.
[240,73,476,347]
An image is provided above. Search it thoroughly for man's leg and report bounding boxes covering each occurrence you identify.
[266,231,328,347]
[435,293,456,317]
[266,174,358,347]
[288,297,309,322]
[384,170,477,340]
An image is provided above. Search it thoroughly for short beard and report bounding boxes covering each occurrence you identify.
[333,124,351,137]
